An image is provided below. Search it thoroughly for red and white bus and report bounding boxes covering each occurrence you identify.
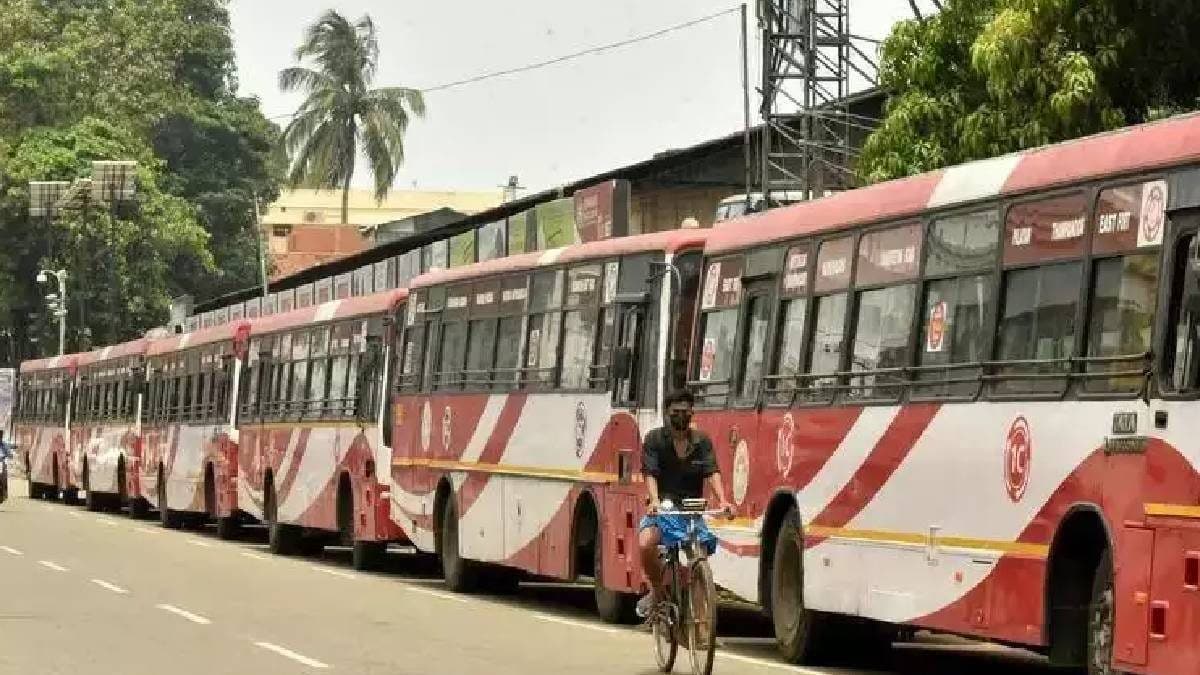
[686,113,1200,674]
[14,353,84,500]
[142,320,250,535]
[236,289,408,568]
[388,229,708,619]
[72,338,152,513]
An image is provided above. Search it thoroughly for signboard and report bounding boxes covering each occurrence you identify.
[1004,193,1089,266]
[699,339,717,381]
[856,223,922,287]
[701,258,743,309]
[296,283,314,308]
[508,212,529,255]
[1094,180,1169,254]
[314,278,333,304]
[535,198,577,249]
[573,180,630,242]
[0,368,14,432]
[334,273,352,299]
[814,236,853,293]
[782,246,809,296]
[450,231,475,267]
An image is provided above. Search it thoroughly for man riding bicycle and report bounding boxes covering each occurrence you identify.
[637,389,733,618]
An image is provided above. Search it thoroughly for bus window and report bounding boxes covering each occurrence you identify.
[735,291,772,404]
[767,298,807,404]
[1165,233,1199,391]
[695,309,737,397]
[916,274,991,397]
[524,270,564,388]
[995,262,1081,394]
[850,284,916,399]
[465,318,498,388]
[807,293,848,388]
[1085,254,1157,393]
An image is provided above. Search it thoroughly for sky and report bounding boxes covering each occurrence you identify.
[229,0,940,195]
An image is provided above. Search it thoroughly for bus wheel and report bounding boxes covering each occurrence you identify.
[265,481,300,555]
[216,515,241,540]
[772,506,827,664]
[129,497,150,519]
[84,462,101,512]
[594,515,635,623]
[114,459,128,513]
[158,473,183,529]
[1088,550,1115,675]
[352,541,386,571]
[439,497,479,592]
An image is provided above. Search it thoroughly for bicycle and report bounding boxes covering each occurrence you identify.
[649,498,725,675]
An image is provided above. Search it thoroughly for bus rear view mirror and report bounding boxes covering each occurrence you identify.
[612,346,634,381]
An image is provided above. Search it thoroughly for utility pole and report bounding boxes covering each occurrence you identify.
[741,3,752,213]
[36,269,68,356]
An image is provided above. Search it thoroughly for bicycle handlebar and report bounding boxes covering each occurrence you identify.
[654,509,731,517]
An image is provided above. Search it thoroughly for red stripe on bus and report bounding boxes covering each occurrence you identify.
[459,394,528,516]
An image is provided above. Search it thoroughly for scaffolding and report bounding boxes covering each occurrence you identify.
[757,0,877,204]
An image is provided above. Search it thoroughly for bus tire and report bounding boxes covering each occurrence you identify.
[439,497,479,592]
[158,472,183,529]
[216,515,241,540]
[352,541,386,571]
[1088,549,1116,675]
[265,480,300,555]
[83,461,101,512]
[771,506,827,664]
[129,497,150,519]
[594,516,635,624]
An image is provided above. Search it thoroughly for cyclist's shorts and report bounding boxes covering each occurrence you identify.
[639,514,718,556]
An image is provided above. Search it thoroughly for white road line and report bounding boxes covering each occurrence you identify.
[95,518,118,527]
[253,641,330,669]
[90,579,129,594]
[67,511,82,518]
[532,613,621,634]
[239,551,267,561]
[311,566,356,580]
[0,545,23,556]
[718,651,828,674]
[155,604,212,625]
[186,539,214,548]
[38,560,68,572]
[402,584,469,603]
[135,527,160,535]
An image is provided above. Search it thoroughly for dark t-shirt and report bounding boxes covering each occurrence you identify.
[642,427,717,501]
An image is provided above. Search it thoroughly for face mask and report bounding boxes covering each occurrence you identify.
[669,411,691,430]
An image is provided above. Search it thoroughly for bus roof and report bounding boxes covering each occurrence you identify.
[249,288,409,336]
[706,111,1200,256]
[76,336,153,368]
[410,228,709,290]
[19,352,87,374]
[147,320,251,357]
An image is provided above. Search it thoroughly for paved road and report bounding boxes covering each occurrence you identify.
[0,478,1057,675]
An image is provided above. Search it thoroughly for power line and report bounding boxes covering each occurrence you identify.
[267,6,740,120]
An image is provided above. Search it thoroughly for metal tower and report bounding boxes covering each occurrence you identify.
[758,0,873,204]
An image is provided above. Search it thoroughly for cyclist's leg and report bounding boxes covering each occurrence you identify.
[637,521,664,616]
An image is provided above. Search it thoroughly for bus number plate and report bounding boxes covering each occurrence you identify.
[1112,412,1138,435]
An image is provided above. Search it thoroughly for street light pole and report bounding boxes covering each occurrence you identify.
[37,269,68,356]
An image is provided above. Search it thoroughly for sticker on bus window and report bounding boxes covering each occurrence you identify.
[699,338,717,381]
[604,261,619,304]
[925,300,948,353]
[702,262,721,309]
[1138,180,1168,248]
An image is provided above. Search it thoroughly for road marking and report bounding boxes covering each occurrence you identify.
[67,511,82,518]
[38,560,68,572]
[532,613,621,634]
[135,527,160,535]
[156,604,212,625]
[240,551,267,561]
[311,566,356,580]
[253,641,330,669]
[402,584,469,603]
[0,545,23,556]
[95,518,118,527]
[718,651,827,674]
[90,579,129,594]
[186,539,214,548]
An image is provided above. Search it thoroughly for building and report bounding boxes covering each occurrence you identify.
[262,188,504,278]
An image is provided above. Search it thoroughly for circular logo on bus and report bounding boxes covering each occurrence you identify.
[732,439,750,506]
[1004,416,1032,503]
[1142,183,1166,243]
[776,412,795,477]
[574,401,587,457]
[441,406,453,451]
[420,401,432,452]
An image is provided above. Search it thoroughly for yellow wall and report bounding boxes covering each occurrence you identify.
[263,188,504,227]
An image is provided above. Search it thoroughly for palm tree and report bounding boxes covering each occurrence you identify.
[279,11,425,224]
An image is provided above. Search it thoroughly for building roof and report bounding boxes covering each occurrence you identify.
[706,110,1200,255]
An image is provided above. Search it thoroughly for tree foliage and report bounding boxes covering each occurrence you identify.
[280,10,425,224]
[0,0,281,358]
[858,0,1200,183]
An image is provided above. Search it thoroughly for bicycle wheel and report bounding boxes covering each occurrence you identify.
[653,564,679,672]
[687,558,718,675]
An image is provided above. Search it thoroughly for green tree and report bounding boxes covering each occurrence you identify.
[279,10,425,224]
[858,0,1200,183]
[0,0,282,356]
